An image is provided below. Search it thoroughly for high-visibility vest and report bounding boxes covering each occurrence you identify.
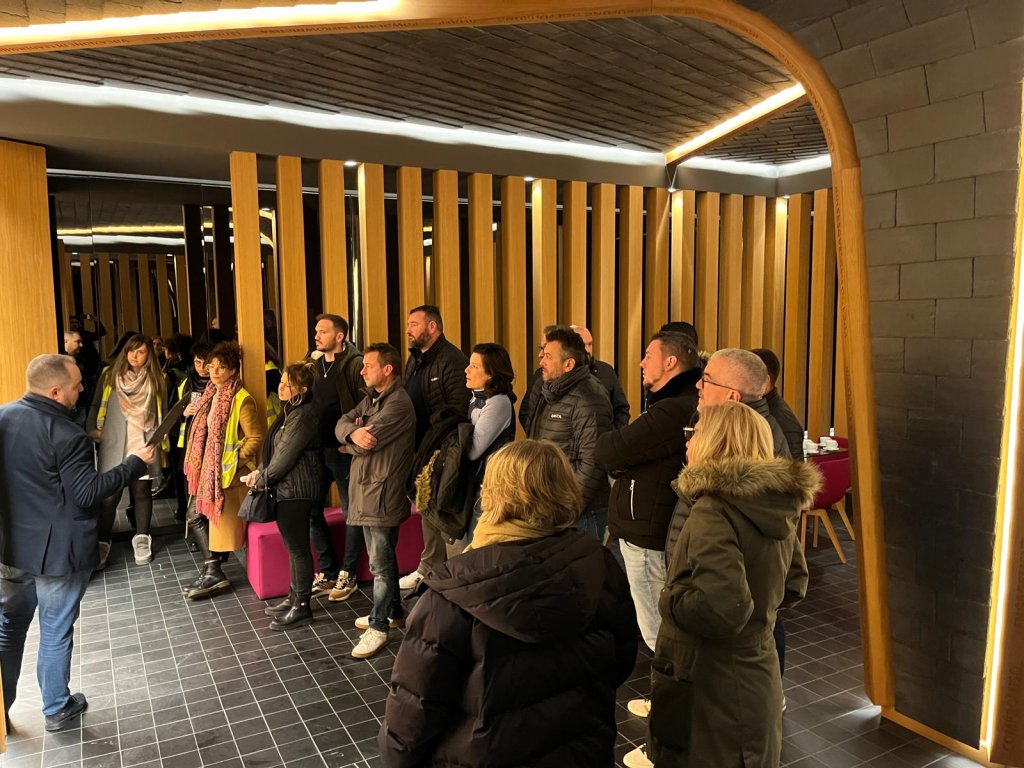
[175,378,192,448]
[96,369,167,450]
[220,388,254,489]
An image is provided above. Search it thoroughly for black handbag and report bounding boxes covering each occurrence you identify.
[238,485,277,523]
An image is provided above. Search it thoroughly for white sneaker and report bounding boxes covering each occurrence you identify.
[94,541,111,572]
[351,628,389,659]
[623,745,654,768]
[132,534,152,565]
[627,698,651,718]
[354,615,405,630]
[398,571,424,590]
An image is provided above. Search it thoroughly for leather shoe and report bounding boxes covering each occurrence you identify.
[45,692,88,732]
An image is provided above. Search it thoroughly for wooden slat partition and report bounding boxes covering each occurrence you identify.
[182,205,208,340]
[834,299,849,440]
[211,206,235,340]
[137,255,157,337]
[531,178,557,347]
[591,183,616,364]
[433,169,461,348]
[618,185,643,419]
[156,256,173,337]
[562,180,587,325]
[807,189,838,438]
[57,242,73,327]
[500,176,528,436]
[671,189,696,325]
[397,166,424,316]
[645,187,670,342]
[319,160,349,320]
[358,162,388,345]
[468,172,495,346]
[228,151,268,418]
[741,196,766,348]
[695,192,721,351]
[783,193,812,422]
[117,254,138,336]
[80,255,95,321]
[98,253,115,354]
[276,156,309,364]
[173,252,190,336]
[764,197,788,357]
[718,194,743,349]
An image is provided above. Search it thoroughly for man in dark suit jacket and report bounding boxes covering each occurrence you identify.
[0,354,151,732]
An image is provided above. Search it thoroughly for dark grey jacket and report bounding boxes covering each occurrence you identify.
[765,389,805,459]
[524,365,613,512]
[519,359,630,432]
[256,397,324,501]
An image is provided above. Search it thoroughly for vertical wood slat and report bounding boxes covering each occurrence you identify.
[173,253,190,337]
[359,163,389,345]
[783,193,812,423]
[80,254,95,320]
[0,139,56,405]
[562,180,587,325]
[500,176,528,436]
[671,189,696,324]
[833,297,849,440]
[212,206,235,340]
[591,184,617,364]
[57,242,74,326]
[264,215,280,334]
[718,194,744,349]
[182,205,208,340]
[433,169,461,348]
[764,197,788,359]
[276,156,309,365]
[531,178,558,348]
[397,166,425,316]
[618,186,643,420]
[319,160,350,320]
[695,192,721,351]
[137,254,157,337]
[98,254,115,354]
[645,187,670,342]
[117,254,138,336]
[741,196,767,349]
[228,151,268,419]
[807,188,838,439]
[468,172,495,346]
[156,256,173,337]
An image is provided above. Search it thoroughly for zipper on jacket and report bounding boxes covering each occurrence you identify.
[630,479,636,521]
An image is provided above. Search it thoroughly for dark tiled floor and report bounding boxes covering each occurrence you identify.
[1,520,986,768]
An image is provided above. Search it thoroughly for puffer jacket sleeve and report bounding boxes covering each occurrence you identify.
[660,497,754,640]
[595,401,677,472]
[438,349,471,415]
[572,386,613,509]
[379,589,472,767]
[259,408,318,488]
[663,494,691,563]
[609,377,631,429]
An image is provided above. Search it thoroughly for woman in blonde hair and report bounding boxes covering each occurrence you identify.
[636,401,818,768]
[380,438,637,767]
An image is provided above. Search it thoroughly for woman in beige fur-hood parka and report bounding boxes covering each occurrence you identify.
[647,401,820,768]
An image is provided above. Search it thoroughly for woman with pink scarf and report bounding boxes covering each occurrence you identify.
[181,342,264,600]
[88,334,165,569]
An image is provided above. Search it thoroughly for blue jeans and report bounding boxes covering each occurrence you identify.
[363,526,402,633]
[573,507,608,542]
[0,564,91,716]
[620,540,667,652]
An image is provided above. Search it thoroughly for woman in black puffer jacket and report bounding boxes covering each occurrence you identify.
[244,362,324,630]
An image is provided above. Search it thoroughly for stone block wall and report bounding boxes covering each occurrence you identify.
[745,0,1022,746]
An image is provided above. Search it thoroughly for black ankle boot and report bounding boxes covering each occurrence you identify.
[186,559,231,600]
[264,591,295,617]
[270,599,313,630]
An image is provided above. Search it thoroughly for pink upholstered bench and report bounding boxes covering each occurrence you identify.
[246,507,425,600]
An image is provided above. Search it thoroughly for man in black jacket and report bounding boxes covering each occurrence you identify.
[751,347,805,459]
[399,305,470,590]
[0,355,151,732]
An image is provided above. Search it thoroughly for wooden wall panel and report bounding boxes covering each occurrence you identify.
[80,255,95,321]
[834,299,849,440]
[645,187,670,343]
[531,178,558,347]
[276,156,309,364]
[500,176,528,436]
[433,169,461,348]
[319,160,349,320]
[98,254,116,354]
[695,192,721,351]
[117,254,139,336]
[618,186,643,419]
[591,183,616,364]
[173,252,189,337]
[359,162,388,345]
[671,189,696,325]
[562,180,587,325]
[0,140,56,404]
[397,166,425,316]
[229,151,268,419]
[764,197,788,358]
[182,205,208,340]
[137,255,157,337]
[808,188,838,439]
[741,196,766,349]
[783,193,812,423]
[211,206,235,340]
[468,172,495,345]
[718,194,743,349]
[156,256,173,337]
[57,242,73,327]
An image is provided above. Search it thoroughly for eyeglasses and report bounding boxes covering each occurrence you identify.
[700,374,736,391]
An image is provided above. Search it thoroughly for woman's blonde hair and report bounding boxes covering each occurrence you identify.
[479,439,581,528]
[688,401,774,465]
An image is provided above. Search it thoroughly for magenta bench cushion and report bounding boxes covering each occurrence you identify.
[246,507,424,600]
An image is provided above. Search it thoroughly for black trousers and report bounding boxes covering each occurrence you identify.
[276,498,319,600]
[99,479,152,541]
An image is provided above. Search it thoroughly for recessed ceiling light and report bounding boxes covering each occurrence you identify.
[668,186,677,193]
[344,160,358,168]
[524,176,536,182]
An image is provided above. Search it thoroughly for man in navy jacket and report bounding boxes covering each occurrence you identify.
[0,354,152,732]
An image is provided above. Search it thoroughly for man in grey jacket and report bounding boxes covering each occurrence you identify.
[336,343,415,660]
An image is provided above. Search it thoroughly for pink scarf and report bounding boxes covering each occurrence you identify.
[185,377,240,523]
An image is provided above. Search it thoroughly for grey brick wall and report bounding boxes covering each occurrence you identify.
[747,0,1022,746]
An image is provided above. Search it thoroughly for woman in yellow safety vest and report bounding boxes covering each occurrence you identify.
[88,334,166,569]
[181,342,265,600]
